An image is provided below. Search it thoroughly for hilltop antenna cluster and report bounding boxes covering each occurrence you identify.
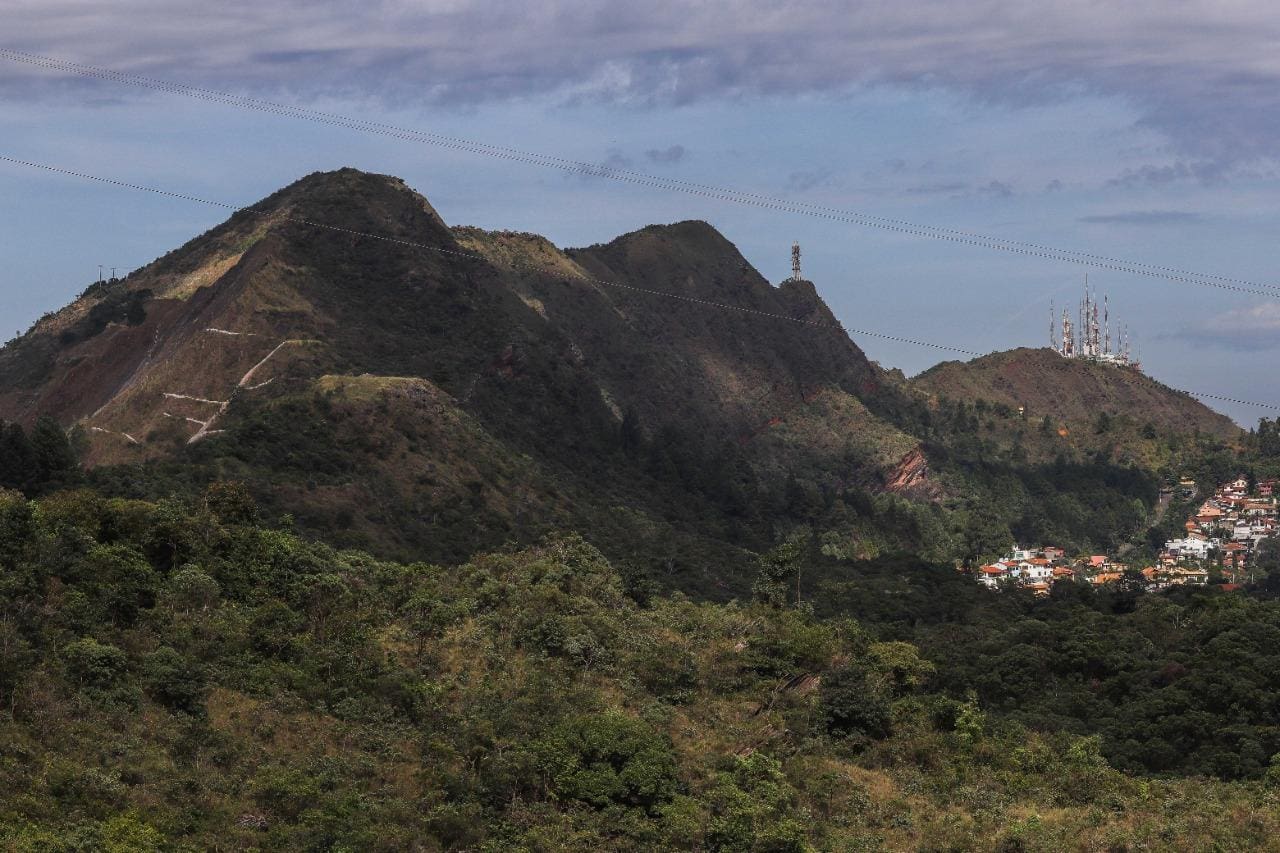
[1053,277,1136,369]
[791,241,802,281]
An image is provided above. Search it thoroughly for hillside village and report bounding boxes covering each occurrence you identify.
[978,475,1278,593]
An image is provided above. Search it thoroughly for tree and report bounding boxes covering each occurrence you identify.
[753,534,806,608]
[619,407,643,459]
[202,480,258,525]
[28,416,78,492]
[821,663,892,740]
[534,711,679,810]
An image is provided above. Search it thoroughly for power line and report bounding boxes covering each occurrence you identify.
[4,47,1280,300]
[0,153,1276,414]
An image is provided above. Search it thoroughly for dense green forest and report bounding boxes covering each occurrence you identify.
[2,483,1280,850]
[78,386,1181,596]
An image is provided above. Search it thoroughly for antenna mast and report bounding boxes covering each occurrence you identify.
[1104,294,1110,356]
[1090,285,1100,358]
[791,242,802,282]
[1081,277,1089,357]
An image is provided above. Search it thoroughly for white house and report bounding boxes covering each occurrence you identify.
[1165,538,1214,561]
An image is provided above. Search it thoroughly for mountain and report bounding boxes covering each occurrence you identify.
[0,168,929,587]
[0,168,1250,577]
[909,346,1240,468]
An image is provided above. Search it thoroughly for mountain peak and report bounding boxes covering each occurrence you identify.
[255,167,449,233]
[912,345,1240,441]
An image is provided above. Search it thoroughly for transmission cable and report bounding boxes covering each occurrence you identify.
[3,47,1278,300]
[1,152,1276,413]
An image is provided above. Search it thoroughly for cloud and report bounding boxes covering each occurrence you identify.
[904,181,969,196]
[786,168,836,192]
[644,144,686,164]
[574,147,633,180]
[1107,161,1232,188]
[1179,302,1280,351]
[901,179,1013,199]
[7,1,1280,161]
[1078,210,1202,225]
[975,180,1014,198]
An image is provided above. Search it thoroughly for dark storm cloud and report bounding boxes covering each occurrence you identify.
[7,1,1280,161]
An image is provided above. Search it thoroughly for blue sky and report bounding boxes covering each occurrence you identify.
[3,1,1279,425]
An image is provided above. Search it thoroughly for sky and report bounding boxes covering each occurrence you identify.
[2,1,1279,425]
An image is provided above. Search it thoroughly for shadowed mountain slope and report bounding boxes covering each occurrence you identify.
[0,168,931,586]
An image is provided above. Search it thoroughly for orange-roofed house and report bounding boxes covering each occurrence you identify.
[978,565,1007,589]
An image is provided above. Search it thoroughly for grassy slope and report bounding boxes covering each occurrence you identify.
[912,347,1241,468]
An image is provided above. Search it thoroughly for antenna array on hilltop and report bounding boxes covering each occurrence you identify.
[1050,276,1137,370]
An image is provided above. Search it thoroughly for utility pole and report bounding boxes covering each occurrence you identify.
[97,264,104,285]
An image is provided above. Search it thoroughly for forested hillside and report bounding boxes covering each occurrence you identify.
[2,485,1279,851]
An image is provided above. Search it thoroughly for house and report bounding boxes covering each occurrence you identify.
[1019,558,1053,581]
[978,565,1007,589]
[1195,506,1224,526]
[1168,567,1208,585]
[1165,538,1213,561]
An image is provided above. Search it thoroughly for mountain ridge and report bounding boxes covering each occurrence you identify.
[0,167,1245,579]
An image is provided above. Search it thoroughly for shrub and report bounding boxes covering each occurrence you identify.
[821,664,892,740]
[535,711,679,810]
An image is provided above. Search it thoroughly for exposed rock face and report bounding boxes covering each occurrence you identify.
[885,447,933,496]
